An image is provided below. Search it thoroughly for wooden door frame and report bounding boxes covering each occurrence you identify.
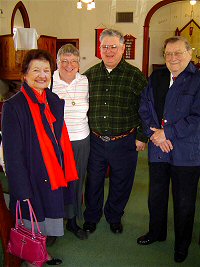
[11,1,30,34]
[142,0,185,77]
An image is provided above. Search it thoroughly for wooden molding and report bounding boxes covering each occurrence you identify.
[142,0,185,77]
[176,19,200,34]
[11,1,30,34]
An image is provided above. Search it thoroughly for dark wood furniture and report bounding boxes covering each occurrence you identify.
[0,35,79,81]
[38,35,57,62]
[0,34,57,81]
[56,38,79,55]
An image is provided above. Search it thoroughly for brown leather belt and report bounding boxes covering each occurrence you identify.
[92,128,135,142]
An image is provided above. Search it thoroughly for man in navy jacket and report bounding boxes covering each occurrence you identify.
[137,36,200,263]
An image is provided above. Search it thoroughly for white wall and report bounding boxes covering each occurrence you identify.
[0,0,160,73]
[1,0,199,74]
[149,1,200,73]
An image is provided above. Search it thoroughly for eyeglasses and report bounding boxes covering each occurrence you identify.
[59,59,79,66]
[164,50,188,59]
[100,45,118,52]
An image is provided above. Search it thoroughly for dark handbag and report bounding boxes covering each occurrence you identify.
[7,199,48,267]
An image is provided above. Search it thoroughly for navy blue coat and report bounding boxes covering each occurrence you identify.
[2,82,73,221]
[139,63,200,166]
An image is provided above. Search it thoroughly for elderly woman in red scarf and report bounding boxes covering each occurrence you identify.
[2,49,78,266]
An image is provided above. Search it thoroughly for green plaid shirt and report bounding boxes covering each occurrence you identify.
[84,58,148,142]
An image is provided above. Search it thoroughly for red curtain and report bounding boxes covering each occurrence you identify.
[95,28,105,59]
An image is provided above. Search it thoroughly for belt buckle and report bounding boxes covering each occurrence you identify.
[100,136,111,142]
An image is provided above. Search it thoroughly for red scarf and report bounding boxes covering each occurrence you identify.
[21,86,78,190]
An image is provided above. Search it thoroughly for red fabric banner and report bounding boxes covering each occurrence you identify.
[95,28,105,59]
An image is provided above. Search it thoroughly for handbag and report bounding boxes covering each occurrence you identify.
[7,199,49,267]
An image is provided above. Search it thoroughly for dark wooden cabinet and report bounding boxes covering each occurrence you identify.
[0,34,57,81]
[0,35,79,81]
[38,35,57,62]
[0,34,25,80]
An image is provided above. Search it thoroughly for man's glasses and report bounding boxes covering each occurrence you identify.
[59,59,79,66]
[164,50,188,60]
[100,45,118,52]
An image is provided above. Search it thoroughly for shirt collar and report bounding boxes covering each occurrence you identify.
[53,70,82,85]
[170,62,197,78]
[100,57,125,72]
[185,61,198,74]
[169,62,197,87]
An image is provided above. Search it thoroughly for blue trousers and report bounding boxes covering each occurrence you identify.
[84,132,138,224]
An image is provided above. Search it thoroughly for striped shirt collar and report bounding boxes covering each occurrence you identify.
[53,70,83,85]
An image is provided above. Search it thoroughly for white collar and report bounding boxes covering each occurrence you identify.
[53,70,83,85]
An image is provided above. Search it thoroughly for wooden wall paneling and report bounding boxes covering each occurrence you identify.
[0,35,57,80]
[0,35,24,80]
[143,0,185,77]
[38,35,57,63]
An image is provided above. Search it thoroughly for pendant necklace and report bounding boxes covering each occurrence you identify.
[65,81,77,106]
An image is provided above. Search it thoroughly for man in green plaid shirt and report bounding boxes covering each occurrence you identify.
[83,29,147,235]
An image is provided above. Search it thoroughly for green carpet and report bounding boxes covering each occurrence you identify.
[1,152,200,266]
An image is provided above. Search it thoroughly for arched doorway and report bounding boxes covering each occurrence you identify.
[142,0,185,77]
[11,1,30,34]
